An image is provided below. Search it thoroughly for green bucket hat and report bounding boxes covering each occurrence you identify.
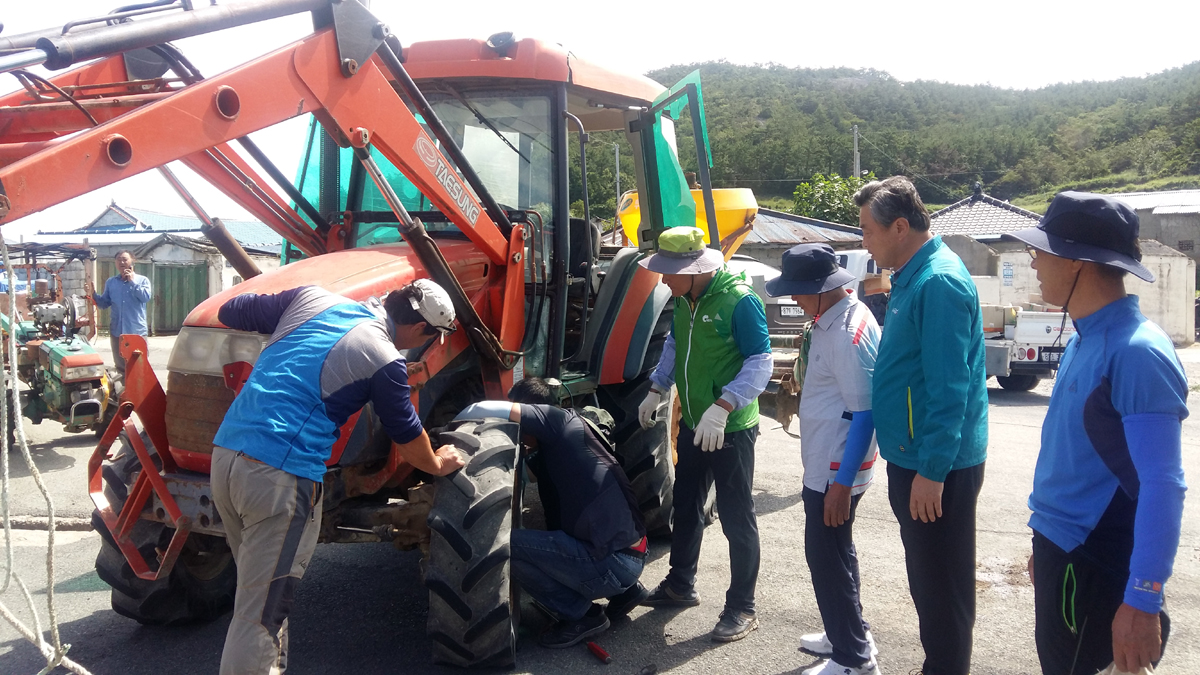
[638,226,725,275]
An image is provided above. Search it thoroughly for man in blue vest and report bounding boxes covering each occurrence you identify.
[210,280,465,675]
[1008,193,1187,675]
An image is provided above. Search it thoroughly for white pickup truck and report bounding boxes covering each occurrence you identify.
[983,309,1075,390]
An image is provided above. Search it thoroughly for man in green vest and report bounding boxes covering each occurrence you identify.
[636,226,772,642]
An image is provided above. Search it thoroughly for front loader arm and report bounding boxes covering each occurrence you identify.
[0,27,509,265]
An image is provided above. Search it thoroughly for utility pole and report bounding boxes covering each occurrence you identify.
[614,143,623,244]
[853,125,861,178]
[614,143,620,208]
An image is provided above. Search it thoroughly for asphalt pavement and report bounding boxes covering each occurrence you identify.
[1,338,1198,674]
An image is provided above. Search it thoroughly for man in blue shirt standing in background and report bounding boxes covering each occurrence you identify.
[1008,192,1187,675]
[855,176,988,675]
[88,250,151,375]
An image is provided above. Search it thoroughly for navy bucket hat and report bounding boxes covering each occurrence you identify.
[1004,191,1154,282]
[765,244,857,296]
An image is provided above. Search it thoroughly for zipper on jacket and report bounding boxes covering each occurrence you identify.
[907,386,914,439]
[682,297,699,423]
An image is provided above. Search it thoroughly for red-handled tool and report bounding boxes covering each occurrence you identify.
[586,641,612,664]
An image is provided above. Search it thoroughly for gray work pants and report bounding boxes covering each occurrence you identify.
[211,446,322,675]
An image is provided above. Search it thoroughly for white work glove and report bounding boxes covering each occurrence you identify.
[694,403,730,452]
[638,389,663,429]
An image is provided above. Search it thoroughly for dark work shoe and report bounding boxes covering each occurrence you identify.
[605,581,649,620]
[711,609,759,642]
[641,580,701,607]
[538,605,610,649]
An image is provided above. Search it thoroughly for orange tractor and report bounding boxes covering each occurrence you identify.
[0,0,749,665]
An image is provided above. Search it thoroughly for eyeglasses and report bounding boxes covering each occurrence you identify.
[1026,247,1039,260]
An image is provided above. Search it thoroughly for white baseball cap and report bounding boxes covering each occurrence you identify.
[408,278,457,340]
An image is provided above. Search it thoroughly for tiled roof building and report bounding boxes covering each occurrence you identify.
[930,184,1040,240]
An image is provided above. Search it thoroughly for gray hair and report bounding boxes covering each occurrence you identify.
[853,176,930,232]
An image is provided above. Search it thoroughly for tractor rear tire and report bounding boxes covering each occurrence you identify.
[997,373,1039,391]
[92,429,236,626]
[426,418,520,668]
[616,415,675,538]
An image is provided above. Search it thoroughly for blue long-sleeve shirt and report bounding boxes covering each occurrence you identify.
[1028,296,1188,612]
[93,273,151,336]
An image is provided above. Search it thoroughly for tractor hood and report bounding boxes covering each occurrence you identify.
[184,241,490,329]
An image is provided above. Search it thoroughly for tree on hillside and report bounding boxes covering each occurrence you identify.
[792,172,875,225]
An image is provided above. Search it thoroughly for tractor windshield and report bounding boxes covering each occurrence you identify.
[291,89,555,250]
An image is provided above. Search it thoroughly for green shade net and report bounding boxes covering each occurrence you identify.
[648,70,712,232]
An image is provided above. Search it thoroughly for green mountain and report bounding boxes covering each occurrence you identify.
[641,60,1200,210]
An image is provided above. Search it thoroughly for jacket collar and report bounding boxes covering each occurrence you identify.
[1073,295,1140,336]
[891,236,941,288]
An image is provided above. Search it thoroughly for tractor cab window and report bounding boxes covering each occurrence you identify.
[292,90,555,252]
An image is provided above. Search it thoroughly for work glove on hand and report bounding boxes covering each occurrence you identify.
[638,389,663,429]
[694,403,730,452]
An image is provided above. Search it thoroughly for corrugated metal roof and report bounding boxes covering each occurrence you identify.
[39,203,284,251]
[930,192,1040,238]
[1152,204,1200,215]
[745,208,862,245]
[1108,190,1200,211]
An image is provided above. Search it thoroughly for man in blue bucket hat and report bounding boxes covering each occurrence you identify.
[635,226,772,643]
[1006,192,1188,675]
[765,244,881,675]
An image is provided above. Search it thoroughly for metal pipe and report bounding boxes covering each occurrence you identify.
[686,84,720,251]
[235,136,330,232]
[562,111,592,364]
[34,0,327,70]
[0,49,49,75]
[202,218,263,281]
[374,39,514,239]
[0,23,101,51]
[156,163,262,279]
[546,85,570,377]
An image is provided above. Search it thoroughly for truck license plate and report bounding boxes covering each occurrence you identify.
[779,306,804,317]
[1040,347,1064,363]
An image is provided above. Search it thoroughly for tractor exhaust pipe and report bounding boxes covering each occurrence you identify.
[202,219,262,281]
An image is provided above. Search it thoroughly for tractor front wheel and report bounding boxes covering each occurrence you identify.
[426,418,520,668]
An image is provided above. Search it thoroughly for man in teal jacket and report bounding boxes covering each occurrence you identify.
[635,226,772,643]
[855,177,988,675]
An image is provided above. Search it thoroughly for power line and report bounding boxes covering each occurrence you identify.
[855,131,958,199]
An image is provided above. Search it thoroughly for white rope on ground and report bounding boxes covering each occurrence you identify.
[0,232,94,675]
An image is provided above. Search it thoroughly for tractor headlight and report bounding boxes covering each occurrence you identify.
[168,327,266,377]
[62,365,107,382]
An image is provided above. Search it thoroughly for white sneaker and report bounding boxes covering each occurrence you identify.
[801,657,879,675]
[798,630,878,657]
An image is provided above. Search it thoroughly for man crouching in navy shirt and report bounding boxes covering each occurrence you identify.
[457,377,648,648]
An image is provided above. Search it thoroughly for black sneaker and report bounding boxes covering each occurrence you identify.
[641,580,701,607]
[538,605,610,649]
[711,609,758,642]
[605,581,649,620]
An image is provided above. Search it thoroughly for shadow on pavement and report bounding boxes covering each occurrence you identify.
[756,489,803,517]
[5,433,93,477]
